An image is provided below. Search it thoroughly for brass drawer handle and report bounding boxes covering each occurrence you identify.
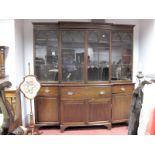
[99,91,105,95]
[67,91,74,95]
[120,87,125,91]
[45,89,50,93]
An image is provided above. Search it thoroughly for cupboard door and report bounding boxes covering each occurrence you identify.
[35,96,59,124]
[61,100,86,124]
[112,93,132,123]
[88,98,111,123]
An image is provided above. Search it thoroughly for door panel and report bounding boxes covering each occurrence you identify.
[88,100,111,122]
[112,93,132,123]
[35,96,59,123]
[61,100,86,123]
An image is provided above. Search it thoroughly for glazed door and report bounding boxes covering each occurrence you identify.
[111,31,133,81]
[34,30,59,82]
[87,31,110,81]
[61,30,85,82]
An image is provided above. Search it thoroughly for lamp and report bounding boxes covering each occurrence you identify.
[136,71,144,84]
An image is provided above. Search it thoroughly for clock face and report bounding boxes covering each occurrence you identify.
[20,75,40,99]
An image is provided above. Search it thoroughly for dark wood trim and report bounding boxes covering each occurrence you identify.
[84,30,88,83]
[59,82,134,87]
[33,28,36,77]
[58,30,62,83]
[15,88,22,125]
[58,83,113,87]
[59,22,112,29]
[132,30,134,82]
[33,23,58,30]
[109,31,112,82]
[112,24,135,31]
[33,22,135,31]
[111,82,135,86]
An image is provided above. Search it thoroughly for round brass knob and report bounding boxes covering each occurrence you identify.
[67,91,74,95]
[45,89,50,93]
[120,87,125,91]
[99,91,105,95]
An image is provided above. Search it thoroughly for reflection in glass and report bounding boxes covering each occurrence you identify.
[61,31,84,82]
[34,30,58,81]
[112,31,132,80]
[88,31,110,81]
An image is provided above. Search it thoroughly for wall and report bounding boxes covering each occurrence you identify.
[14,19,25,86]
[14,19,26,125]
[0,19,27,125]
[0,20,25,87]
[138,19,155,75]
[0,20,16,87]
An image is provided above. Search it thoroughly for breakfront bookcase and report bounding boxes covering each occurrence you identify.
[33,22,134,131]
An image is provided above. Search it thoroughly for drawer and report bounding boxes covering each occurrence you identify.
[86,86,111,98]
[112,85,134,94]
[5,90,16,98]
[37,87,59,97]
[60,87,86,100]
[88,97,111,104]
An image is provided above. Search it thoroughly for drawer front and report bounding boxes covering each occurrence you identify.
[60,86,111,100]
[60,87,86,100]
[5,90,16,98]
[88,98,111,104]
[112,85,134,94]
[38,86,59,97]
[86,86,111,98]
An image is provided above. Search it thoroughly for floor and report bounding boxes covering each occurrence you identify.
[39,123,128,135]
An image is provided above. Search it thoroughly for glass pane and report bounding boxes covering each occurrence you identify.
[112,31,132,81]
[34,30,58,81]
[61,31,84,82]
[88,31,109,81]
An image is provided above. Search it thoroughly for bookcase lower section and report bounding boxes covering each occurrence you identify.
[34,83,134,132]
